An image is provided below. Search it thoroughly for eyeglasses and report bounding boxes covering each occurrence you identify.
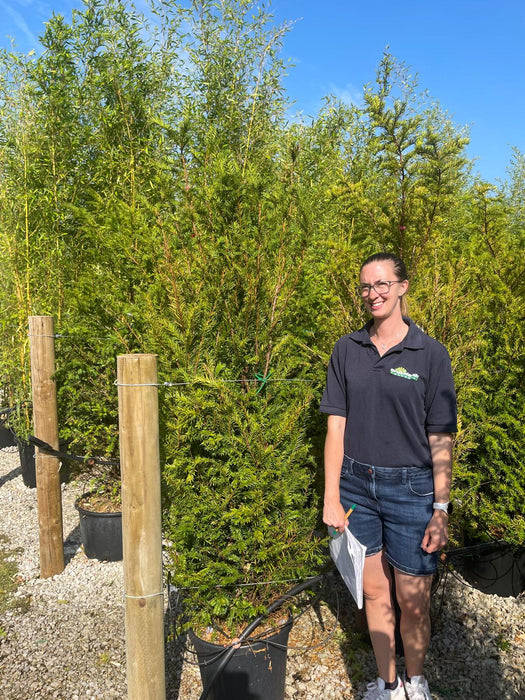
[357,280,402,297]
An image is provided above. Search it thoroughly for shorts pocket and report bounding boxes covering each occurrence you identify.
[408,470,434,497]
[340,455,352,478]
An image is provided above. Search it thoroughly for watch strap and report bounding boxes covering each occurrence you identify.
[433,501,450,514]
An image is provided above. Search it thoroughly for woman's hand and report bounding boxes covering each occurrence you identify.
[323,499,349,535]
[420,510,448,552]
[323,415,347,535]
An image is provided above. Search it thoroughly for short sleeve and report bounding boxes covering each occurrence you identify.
[319,338,348,417]
[424,346,457,433]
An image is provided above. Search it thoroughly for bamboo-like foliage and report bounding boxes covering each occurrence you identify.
[0,1,523,631]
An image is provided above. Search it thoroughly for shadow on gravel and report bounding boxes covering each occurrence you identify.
[318,569,374,694]
[0,465,22,488]
[426,565,525,700]
[64,524,82,565]
[165,634,188,699]
[164,589,188,699]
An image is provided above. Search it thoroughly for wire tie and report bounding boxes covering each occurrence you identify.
[162,381,194,386]
[124,591,164,600]
[254,370,273,394]
[114,381,159,387]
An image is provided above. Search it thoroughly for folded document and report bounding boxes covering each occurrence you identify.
[329,527,366,609]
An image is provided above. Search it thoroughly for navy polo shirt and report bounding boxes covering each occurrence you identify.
[320,319,457,468]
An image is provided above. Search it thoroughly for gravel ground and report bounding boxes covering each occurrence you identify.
[0,447,524,699]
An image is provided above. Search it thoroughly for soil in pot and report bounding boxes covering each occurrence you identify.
[75,491,122,562]
[190,616,293,700]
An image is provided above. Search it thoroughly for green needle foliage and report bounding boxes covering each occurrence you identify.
[163,378,322,630]
[0,0,523,634]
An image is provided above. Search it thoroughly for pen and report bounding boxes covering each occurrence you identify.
[345,504,356,519]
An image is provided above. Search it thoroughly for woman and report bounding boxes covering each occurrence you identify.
[320,252,456,700]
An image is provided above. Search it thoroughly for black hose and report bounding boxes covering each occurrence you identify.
[26,435,119,466]
[197,573,324,700]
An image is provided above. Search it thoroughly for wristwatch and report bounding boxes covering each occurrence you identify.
[433,501,453,515]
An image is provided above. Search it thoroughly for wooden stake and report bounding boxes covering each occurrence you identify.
[28,316,64,578]
[117,354,166,700]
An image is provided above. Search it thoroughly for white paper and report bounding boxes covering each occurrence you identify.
[329,526,367,609]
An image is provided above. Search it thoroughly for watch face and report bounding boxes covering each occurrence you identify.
[447,501,454,515]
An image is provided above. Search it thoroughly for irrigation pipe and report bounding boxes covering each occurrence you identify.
[26,435,119,466]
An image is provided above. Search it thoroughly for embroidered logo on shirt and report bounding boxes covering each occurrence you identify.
[390,366,419,381]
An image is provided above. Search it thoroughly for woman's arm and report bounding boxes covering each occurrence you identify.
[323,414,348,534]
[421,432,453,553]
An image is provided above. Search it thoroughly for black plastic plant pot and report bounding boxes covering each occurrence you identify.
[18,441,37,488]
[75,498,123,562]
[0,425,17,449]
[190,618,293,700]
[455,542,525,597]
[18,440,70,489]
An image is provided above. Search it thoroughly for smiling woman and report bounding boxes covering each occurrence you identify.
[321,251,457,700]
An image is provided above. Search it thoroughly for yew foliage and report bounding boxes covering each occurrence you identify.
[0,1,523,628]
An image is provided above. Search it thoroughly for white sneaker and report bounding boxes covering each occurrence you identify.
[403,674,432,700]
[363,676,405,700]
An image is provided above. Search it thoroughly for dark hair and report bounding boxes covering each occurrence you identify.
[360,252,408,281]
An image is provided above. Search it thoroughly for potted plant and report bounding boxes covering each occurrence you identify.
[152,117,327,693]
[23,431,122,562]
[448,339,525,596]
[162,373,324,699]
[154,107,327,695]
[74,456,123,562]
[449,456,525,597]
[53,327,123,561]
[0,331,35,484]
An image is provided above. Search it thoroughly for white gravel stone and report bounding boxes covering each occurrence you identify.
[0,447,524,699]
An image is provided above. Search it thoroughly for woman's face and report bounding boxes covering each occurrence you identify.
[359,260,408,321]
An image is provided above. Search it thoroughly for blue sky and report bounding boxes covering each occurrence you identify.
[1,0,524,183]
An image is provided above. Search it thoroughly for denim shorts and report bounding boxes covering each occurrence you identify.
[339,455,437,576]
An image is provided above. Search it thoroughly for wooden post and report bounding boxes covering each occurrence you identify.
[117,354,166,700]
[28,316,64,578]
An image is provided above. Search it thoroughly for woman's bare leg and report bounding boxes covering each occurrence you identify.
[394,570,433,677]
[363,551,397,683]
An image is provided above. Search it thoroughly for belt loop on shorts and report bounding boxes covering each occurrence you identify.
[401,468,408,485]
